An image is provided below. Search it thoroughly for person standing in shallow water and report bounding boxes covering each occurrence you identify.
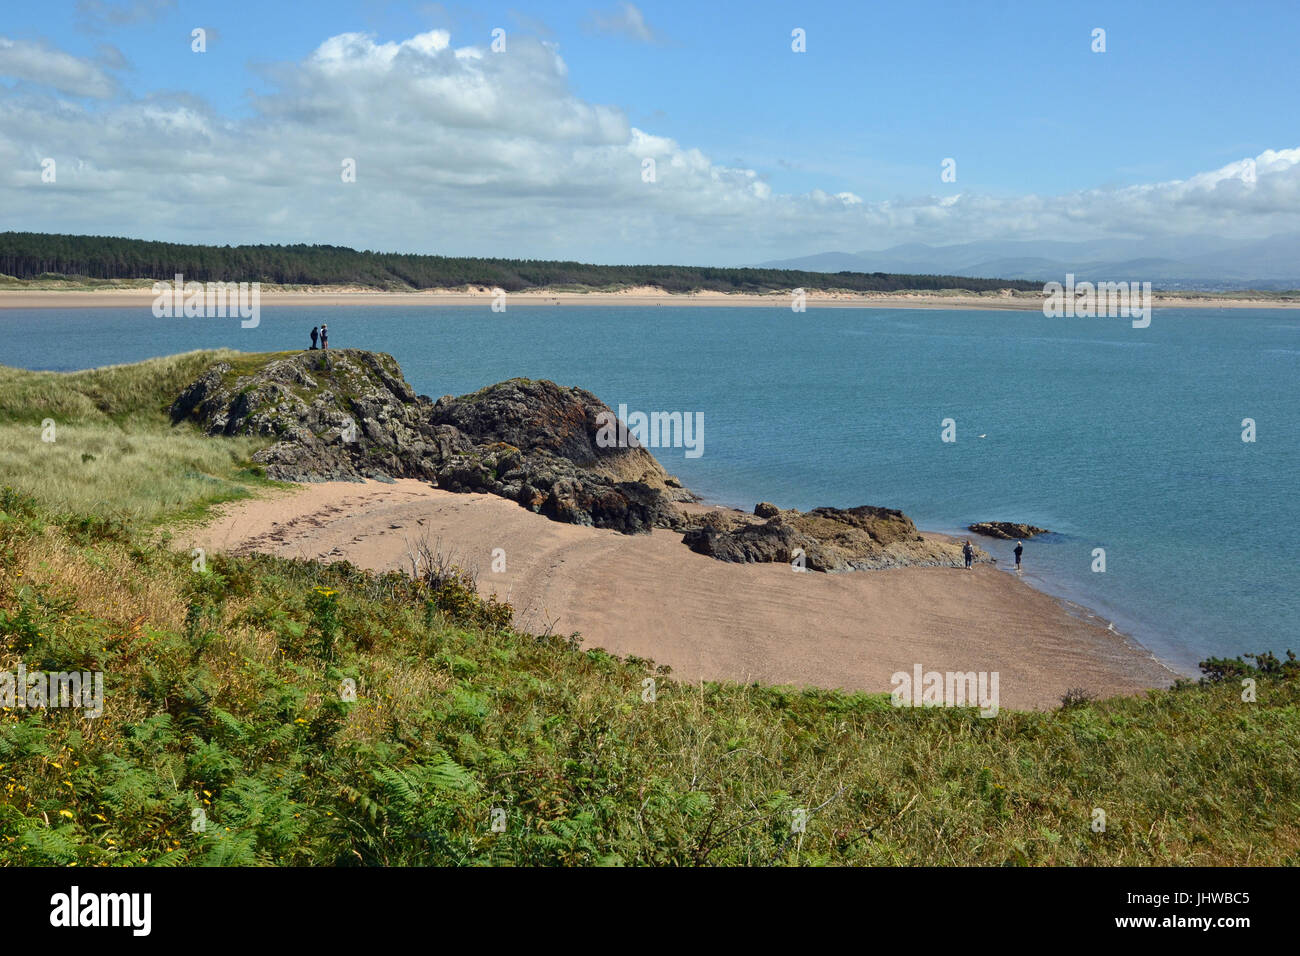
[320,324,329,349]
[1014,541,1024,571]
[962,540,974,570]
[310,326,319,350]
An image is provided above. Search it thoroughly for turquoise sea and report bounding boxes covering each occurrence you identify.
[3,304,1297,673]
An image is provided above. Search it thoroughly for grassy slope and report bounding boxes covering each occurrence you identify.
[0,351,275,524]
[0,353,1297,865]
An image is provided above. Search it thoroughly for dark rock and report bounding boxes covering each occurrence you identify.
[684,521,835,570]
[968,522,1052,540]
[170,350,694,534]
[754,501,781,518]
[684,504,984,572]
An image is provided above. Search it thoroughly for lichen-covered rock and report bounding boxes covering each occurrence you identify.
[170,350,433,483]
[968,521,1052,540]
[753,501,781,518]
[170,350,694,534]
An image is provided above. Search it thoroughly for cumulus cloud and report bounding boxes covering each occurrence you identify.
[0,28,1297,264]
[0,37,116,98]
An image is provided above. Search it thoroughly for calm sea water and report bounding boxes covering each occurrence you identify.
[3,304,1297,673]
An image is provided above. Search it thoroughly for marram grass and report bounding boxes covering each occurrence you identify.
[0,351,273,525]
[0,422,271,525]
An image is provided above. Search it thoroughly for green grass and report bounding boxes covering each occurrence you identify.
[0,423,271,525]
[0,488,1296,865]
[0,351,1296,866]
[0,352,275,525]
[0,351,243,425]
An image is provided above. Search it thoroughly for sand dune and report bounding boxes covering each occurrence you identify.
[188,479,1178,711]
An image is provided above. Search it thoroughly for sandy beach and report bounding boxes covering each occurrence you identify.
[4,287,1297,310]
[187,479,1178,711]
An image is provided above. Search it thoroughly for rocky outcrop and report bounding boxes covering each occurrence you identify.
[170,350,437,482]
[969,522,1052,540]
[683,504,987,572]
[170,349,692,534]
[169,349,1000,569]
[427,377,693,533]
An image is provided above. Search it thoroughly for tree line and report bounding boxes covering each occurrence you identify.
[0,232,1043,293]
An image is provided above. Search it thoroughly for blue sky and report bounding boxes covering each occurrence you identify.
[1,0,1297,262]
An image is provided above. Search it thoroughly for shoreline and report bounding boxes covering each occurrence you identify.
[691,499,1189,681]
[711,500,1193,681]
[186,479,1181,711]
[925,518,1195,678]
[3,287,1299,310]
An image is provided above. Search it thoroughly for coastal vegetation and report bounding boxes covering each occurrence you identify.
[0,353,1296,865]
[0,232,1043,294]
[0,352,273,523]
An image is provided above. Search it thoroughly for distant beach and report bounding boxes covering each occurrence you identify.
[3,286,1298,310]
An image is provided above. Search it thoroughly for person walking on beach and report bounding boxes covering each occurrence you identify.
[320,324,329,350]
[962,539,974,570]
[1014,540,1024,571]
[310,326,319,350]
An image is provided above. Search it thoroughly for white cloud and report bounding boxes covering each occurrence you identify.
[1,29,1298,264]
[0,37,116,98]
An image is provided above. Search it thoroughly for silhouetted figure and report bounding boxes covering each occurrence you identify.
[320,324,329,349]
[310,326,319,350]
[962,540,974,570]
[1014,541,1024,570]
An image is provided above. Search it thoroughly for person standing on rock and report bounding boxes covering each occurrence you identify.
[962,539,974,570]
[320,324,329,350]
[1014,540,1024,571]
[310,326,319,350]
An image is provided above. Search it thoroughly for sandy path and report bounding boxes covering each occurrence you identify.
[188,480,1177,711]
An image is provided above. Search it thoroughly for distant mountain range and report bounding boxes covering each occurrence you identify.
[758,235,1300,291]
